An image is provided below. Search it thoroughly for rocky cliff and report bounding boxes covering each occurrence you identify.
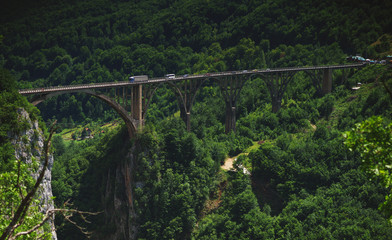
[95,142,138,240]
[10,108,57,239]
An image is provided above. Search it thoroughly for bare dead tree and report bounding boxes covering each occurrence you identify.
[9,207,101,240]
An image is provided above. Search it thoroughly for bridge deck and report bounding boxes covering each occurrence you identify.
[19,64,364,95]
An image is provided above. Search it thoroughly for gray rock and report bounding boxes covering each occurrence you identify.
[10,108,57,240]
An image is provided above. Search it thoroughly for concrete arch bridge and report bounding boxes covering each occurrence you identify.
[19,64,364,138]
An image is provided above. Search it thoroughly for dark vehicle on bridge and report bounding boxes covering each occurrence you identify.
[129,75,148,82]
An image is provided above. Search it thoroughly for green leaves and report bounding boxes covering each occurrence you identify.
[344,116,392,184]
[344,116,392,220]
[0,155,49,239]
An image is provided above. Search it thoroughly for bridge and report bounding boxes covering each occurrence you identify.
[19,63,365,138]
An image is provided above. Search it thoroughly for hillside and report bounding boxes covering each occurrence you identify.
[1,0,392,239]
[46,64,392,239]
[1,0,391,127]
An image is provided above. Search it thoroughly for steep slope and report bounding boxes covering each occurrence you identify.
[10,108,57,239]
[0,69,56,239]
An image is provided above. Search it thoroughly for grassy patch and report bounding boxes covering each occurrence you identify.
[56,120,122,142]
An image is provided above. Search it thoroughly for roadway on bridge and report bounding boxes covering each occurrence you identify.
[19,63,365,95]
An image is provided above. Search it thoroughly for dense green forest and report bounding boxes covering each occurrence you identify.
[49,65,392,239]
[1,0,391,127]
[1,0,392,239]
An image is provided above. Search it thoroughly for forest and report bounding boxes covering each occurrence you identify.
[1,0,392,239]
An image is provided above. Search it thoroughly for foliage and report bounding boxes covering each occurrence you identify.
[0,157,50,240]
[133,120,218,239]
[2,0,392,238]
[193,171,276,240]
[0,69,51,239]
[0,69,42,144]
[1,0,391,126]
[344,116,392,221]
[275,183,392,239]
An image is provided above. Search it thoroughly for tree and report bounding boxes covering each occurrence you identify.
[344,116,392,222]
[0,123,57,240]
[0,122,100,240]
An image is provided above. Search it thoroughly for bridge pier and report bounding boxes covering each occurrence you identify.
[271,97,282,113]
[225,105,236,133]
[131,85,143,129]
[322,68,332,95]
[305,68,333,96]
[218,75,247,133]
[262,72,295,113]
[111,84,160,134]
[169,79,205,131]
[93,84,160,137]
[185,112,191,132]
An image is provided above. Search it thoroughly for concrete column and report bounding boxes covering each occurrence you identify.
[271,97,281,113]
[219,76,247,134]
[169,79,205,132]
[225,104,236,133]
[179,107,191,131]
[131,84,143,125]
[322,68,332,95]
[122,87,126,106]
[186,112,191,132]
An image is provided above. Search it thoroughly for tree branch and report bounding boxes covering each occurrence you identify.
[1,121,57,240]
[16,159,23,199]
[10,208,101,240]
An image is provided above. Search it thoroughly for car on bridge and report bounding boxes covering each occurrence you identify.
[165,74,175,79]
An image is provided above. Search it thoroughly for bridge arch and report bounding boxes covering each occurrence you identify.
[20,64,365,137]
[29,89,138,138]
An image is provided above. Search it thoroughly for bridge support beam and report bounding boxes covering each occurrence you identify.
[169,79,205,131]
[262,72,295,113]
[305,68,333,96]
[322,68,332,95]
[225,105,236,134]
[218,75,247,133]
[131,85,143,130]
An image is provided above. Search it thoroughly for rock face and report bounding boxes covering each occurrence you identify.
[10,108,57,240]
[98,150,137,240]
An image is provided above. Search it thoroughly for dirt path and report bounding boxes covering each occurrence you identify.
[221,157,235,170]
[221,153,251,175]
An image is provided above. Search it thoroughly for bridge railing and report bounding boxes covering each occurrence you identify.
[19,63,365,95]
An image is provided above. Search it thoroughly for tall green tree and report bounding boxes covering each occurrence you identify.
[344,116,392,222]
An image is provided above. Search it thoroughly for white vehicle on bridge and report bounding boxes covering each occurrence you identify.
[129,75,148,82]
[165,74,175,79]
